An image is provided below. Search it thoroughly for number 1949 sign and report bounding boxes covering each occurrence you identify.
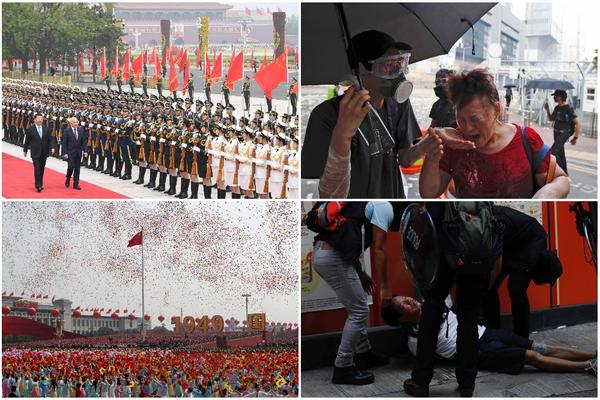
[171,315,224,334]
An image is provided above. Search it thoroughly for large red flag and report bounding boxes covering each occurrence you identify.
[122,48,131,79]
[100,48,107,77]
[204,51,211,79]
[209,52,223,82]
[128,231,143,247]
[177,49,188,73]
[182,61,190,97]
[195,48,201,69]
[169,56,178,93]
[79,52,85,74]
[131,51,144,81]
[225,50,243,90]
[111,48,119,77]
[254,47,287,94]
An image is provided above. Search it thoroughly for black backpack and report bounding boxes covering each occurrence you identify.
[441,202,503,274]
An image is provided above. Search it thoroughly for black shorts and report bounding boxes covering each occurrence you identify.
[478,328,533,374]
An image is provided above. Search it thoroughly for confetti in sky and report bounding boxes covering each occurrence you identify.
[2,201,299,325]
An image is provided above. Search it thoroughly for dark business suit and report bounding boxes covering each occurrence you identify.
[62,126,88,187]
[24,124,52,190]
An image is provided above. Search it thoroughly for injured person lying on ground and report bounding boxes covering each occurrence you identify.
[381,295,597,376]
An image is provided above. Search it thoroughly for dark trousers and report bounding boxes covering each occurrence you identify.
[143,85,148,96]
[66,154,82,184]
[482,268,532,338]
[550,130,571,175]
[188,89,194,100]
[266,97,272,112]
[244,93,250,111]
[290,95,297,116]
[412,258,489,389]
[224,92,230,106]
[32,156,47,189]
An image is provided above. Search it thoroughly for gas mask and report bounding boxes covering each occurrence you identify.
[368,52,413,103]
[433,85,447,99]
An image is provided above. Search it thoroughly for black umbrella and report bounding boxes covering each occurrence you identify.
[525,78,574,91]
[302,2,497,85]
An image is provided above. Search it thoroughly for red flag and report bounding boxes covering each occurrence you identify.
[209,52,223,82]
[182,61,190,97]
[43,295,49,299]
[177,49,188,73]
[79,52,85,74]
[132,52,144,79]
[128,231,143,247]
[291,82,298,94]
[115,309,120,313]
[204,51,211,79]
[100,47,107,77]
[87,49,94,63]
[245,7,251,15]
[149,48,157,65]
[225,50,244,90]
[111,48,119,77]
[31,294,35,298]
[122,48,131,79]
[169,55,178,93]
[36,294,42,299]
[254,47,288,94]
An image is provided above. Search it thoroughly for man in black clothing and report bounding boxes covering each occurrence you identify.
[429,69,457,129]
[403,203,500,397]
[482,206,554,338]
[544,89,581,174]
[301,30,431,198]
[23,113,54,192]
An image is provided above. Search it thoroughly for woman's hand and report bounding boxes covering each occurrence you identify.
[433,127,476,150]
[422,129,444,162]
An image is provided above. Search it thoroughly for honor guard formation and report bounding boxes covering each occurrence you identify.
[2,78,300,199]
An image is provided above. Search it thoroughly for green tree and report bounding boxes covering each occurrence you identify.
[285,15,298,35]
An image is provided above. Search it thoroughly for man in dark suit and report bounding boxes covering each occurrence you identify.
[62,117,88,190]
[23,113,54,192]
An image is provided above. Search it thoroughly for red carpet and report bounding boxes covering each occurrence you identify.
[2,153,129,199]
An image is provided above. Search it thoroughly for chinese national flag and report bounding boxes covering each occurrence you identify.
[122,48,131,79]
[182,61,190,97]
[131,52,144,81]
[169,56,178,92]
[111,48,119,77]
[209,52,222,82]
[225,50,243,90]
[204,51,211,79]
[128,231,143,247]
[254,47,287,94]
[149,48,157,66]
[79,52,85,74]
[100,48,107,77]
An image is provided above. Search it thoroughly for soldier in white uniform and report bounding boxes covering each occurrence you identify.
[206,124,227,199]
[268,132,288,199]
[223,126,241,198]
[254,131,271,199]
[286,136,299,199]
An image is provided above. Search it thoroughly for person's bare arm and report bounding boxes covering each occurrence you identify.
[570,117,582,145]
[318,86,370,198]
[371,226,390,299]
[544,103,554,121]
[418,131,452,198]
[533,164,570,198]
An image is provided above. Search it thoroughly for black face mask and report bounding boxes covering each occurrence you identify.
[434,85,447,99]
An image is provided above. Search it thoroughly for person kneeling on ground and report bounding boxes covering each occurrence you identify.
[382,295,597,381]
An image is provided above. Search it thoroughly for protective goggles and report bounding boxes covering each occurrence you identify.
[367,52,411,79]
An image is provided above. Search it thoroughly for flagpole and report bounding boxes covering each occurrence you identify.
[141,226,145,339]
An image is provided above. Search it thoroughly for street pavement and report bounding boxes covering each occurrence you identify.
[300,86,597,199]
[301,322,598,397]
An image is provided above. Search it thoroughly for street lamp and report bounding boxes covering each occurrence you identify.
[242,294,251,332]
